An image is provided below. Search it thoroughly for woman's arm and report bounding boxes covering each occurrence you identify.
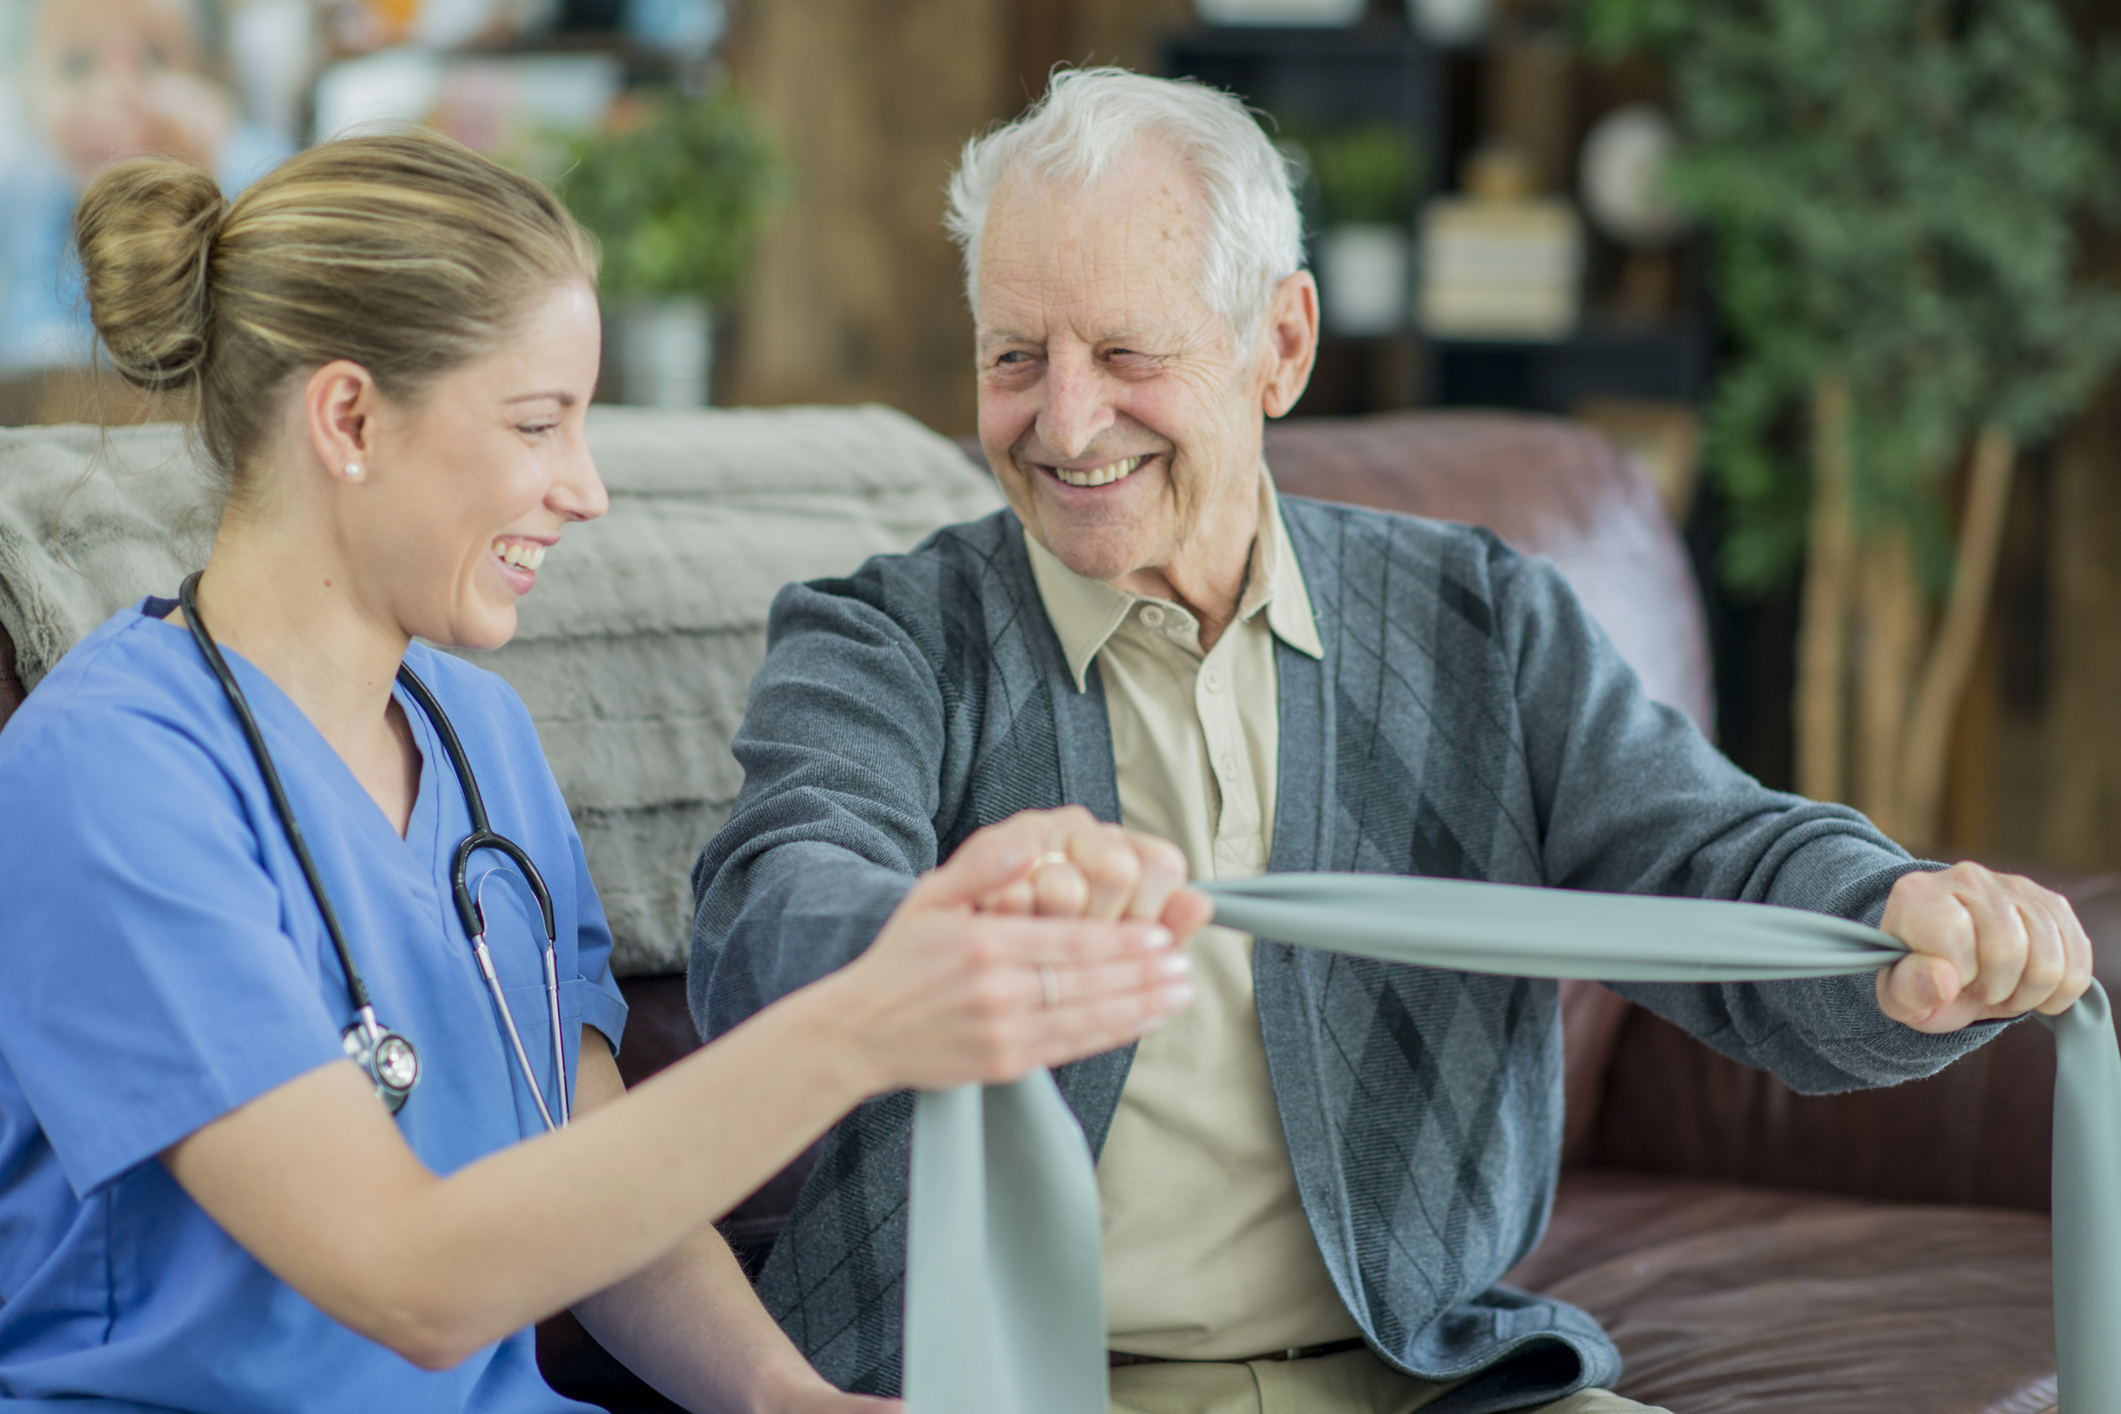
[566,1038,891,1413]
[161,812,1200,1372]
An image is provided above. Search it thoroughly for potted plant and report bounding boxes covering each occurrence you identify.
[1584,0,2121,847]
[559,85,781,408]
[1303,122,1424,337]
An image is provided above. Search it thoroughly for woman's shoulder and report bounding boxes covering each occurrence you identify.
[0,603,228,760]
[0,606,263,875]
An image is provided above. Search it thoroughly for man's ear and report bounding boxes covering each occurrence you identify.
[302,360,381,481]
[1259,271,1320,420]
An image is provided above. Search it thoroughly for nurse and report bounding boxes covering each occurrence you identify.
[0,131,1204,1410]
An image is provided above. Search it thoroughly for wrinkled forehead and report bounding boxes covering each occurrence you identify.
[974,144,1217,340]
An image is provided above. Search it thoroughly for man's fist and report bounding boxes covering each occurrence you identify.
[1876,862,2094,1033]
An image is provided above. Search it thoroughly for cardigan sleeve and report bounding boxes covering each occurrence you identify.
[687,568,945,1042]
[1490,540,2001,1092]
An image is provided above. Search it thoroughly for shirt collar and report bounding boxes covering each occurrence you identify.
[1025,467,1325,694]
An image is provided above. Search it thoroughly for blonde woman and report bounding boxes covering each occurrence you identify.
[0,131,1201,1411]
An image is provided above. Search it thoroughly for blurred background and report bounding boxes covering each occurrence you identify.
[1,0,2117,882]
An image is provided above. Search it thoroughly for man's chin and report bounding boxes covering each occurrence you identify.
[1030,526,1157,586]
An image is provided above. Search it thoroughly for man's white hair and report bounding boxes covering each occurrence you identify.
[944,67,1306,344]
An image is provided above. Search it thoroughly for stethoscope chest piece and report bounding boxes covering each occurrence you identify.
[180,572,565,1131]
[343,1007,420,1112]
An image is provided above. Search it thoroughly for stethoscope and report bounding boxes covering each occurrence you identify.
[178,573,572,1132]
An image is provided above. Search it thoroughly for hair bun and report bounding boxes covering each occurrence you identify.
[74,159,228,392]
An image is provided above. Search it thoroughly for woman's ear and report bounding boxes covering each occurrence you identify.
[303,361,381,482]
[1259,272,1320,420]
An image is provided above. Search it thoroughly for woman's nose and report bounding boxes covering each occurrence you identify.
[550,448,609,524]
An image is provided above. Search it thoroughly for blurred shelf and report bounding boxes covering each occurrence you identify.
[1428,318,1715,413]
[1162,25,1444,177]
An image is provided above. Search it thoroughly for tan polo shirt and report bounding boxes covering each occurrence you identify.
[1025,472,1359,1361]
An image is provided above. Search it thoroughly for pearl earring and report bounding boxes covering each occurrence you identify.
[343,461,363,479]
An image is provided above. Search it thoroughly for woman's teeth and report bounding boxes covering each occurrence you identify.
[493,540,546,569]
[1054,455,1144,488]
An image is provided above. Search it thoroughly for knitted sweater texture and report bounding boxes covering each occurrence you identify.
[690,498,1985,1413]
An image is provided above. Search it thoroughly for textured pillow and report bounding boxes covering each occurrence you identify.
[0,405,1004,976]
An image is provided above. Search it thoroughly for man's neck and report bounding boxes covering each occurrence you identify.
[1110,484,1263,652]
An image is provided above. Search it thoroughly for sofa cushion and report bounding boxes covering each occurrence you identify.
[1507,1171,2056,1414]
[1585,870,2120,1213]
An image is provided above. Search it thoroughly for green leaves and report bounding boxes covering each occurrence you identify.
[557,87,785,304]
[1582,0,2121,594]
[1302,123,1425,228]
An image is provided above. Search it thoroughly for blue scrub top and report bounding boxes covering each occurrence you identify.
[0,602,630,1411]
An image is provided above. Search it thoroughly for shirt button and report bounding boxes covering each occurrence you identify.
[1204,670,1223,693]
[1218,753,1236,776]
[1138,605,1165,628]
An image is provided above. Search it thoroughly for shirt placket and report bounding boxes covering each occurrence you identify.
[1137,603,1264,886]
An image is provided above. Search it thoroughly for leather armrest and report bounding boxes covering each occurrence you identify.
[1585,869,2121,1211]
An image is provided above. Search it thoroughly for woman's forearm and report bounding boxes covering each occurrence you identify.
[166,976,876,1369]
[572,1221,828,1414]
[386,979,878,1363]
[164,812,1190,1369]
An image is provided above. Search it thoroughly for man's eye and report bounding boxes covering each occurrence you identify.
[996,351,1033,365]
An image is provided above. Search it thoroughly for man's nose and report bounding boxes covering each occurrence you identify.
[1035,353,1115,461]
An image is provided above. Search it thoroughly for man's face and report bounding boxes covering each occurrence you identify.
[974,142,1293,592]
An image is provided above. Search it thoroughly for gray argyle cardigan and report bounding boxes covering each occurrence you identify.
[689,498,1987,1413]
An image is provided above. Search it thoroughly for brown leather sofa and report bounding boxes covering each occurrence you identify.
[2,411,2106,1414]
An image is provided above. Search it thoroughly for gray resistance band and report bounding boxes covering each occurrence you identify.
[903,874,2121,1414]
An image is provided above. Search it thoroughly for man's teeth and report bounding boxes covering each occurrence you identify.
[493,540,547,569]
[1053,455,1144,488]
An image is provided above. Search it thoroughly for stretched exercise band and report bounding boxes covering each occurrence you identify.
[904,875,2121,1414]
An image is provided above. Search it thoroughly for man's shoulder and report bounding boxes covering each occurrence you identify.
[1276,493,1524,601]
[764,508,1042,695]
[792,507,1025,625]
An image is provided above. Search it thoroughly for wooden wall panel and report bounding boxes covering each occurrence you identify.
[719,0,1195,433]
[1016,0,1195,98]
[721,0,1012,434]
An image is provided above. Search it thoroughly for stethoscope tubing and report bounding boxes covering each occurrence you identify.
[179,573,570,1132]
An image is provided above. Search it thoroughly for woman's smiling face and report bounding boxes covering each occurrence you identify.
[347,282,608,653]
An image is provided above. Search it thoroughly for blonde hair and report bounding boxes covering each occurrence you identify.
[74,129,598,493]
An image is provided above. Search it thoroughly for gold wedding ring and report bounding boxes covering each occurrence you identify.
[1038,964,1060,1009]
[1029,850,1072,878]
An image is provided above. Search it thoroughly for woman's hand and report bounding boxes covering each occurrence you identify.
[972,805,1213,934]
[817,810,1205,1096]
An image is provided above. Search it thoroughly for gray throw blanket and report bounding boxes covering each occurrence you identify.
[0,406,1001,975]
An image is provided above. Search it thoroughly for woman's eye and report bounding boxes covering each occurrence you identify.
[518,423,558,438]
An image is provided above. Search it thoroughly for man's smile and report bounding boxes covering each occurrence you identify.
[1040,454,1152,489]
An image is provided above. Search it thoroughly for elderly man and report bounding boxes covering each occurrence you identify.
[691,68,2090,1414]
